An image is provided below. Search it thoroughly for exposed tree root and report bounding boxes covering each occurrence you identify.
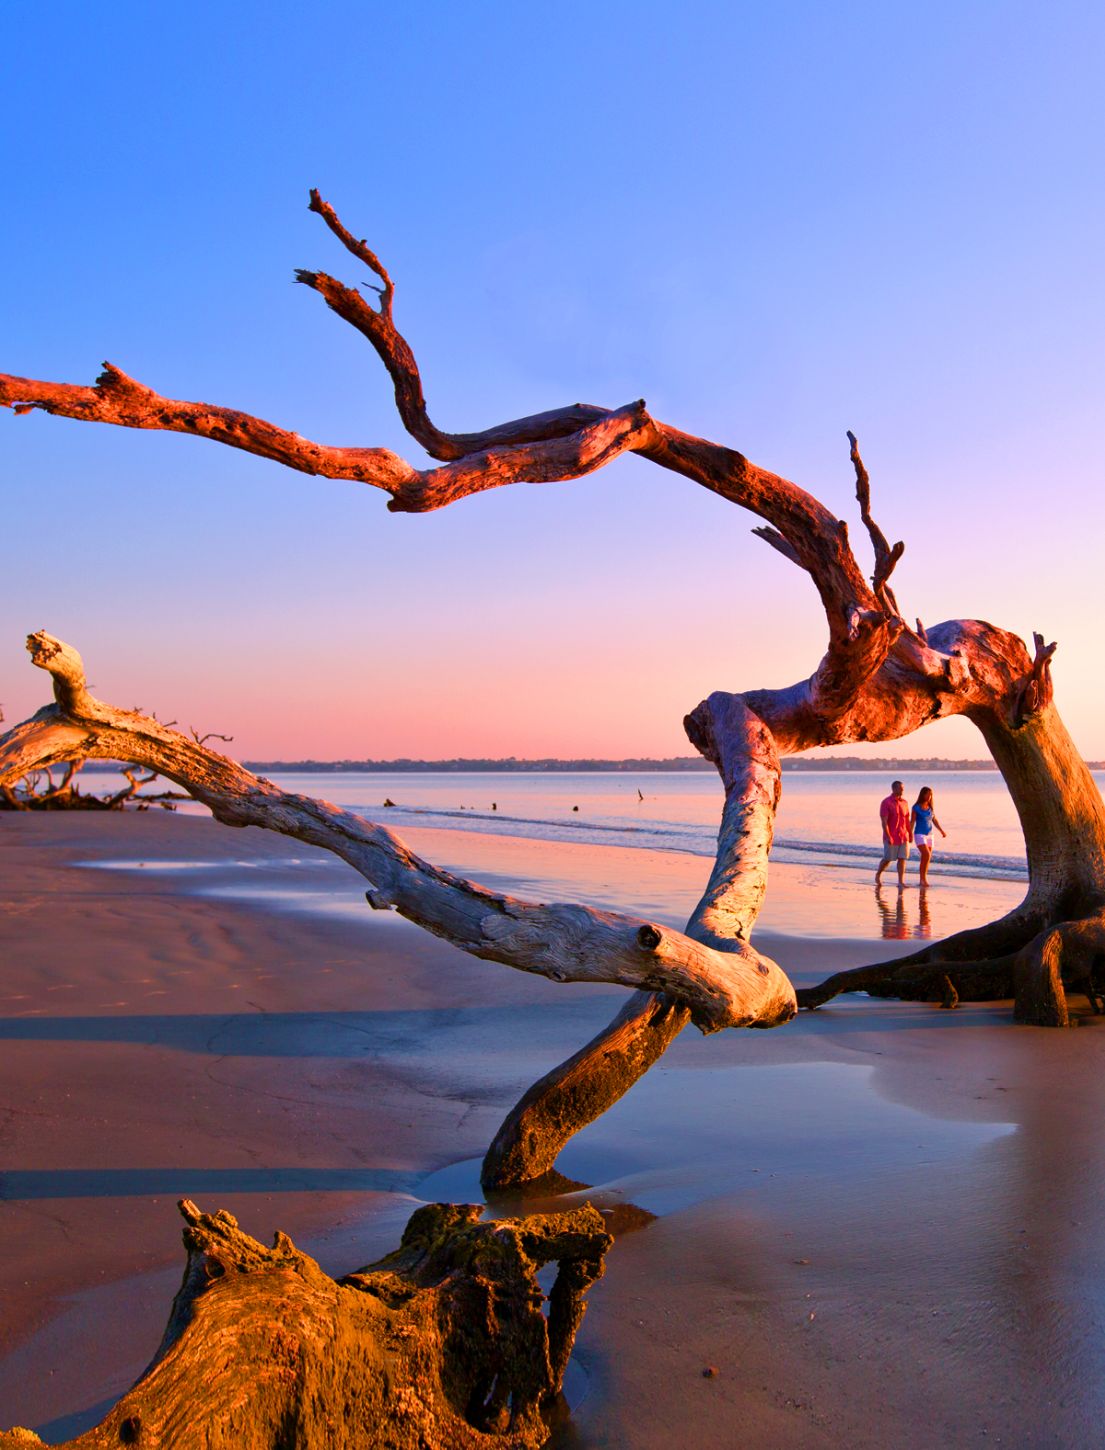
[1013,913,1105,1025]
[798,907,1105,1026]
[0,1198,612,1450]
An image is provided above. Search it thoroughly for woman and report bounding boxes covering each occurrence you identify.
[911,786,947,887]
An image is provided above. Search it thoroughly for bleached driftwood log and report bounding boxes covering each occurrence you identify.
[5,192,1105,1191]
[0,1198,612,1450]
[0,633,796,1036]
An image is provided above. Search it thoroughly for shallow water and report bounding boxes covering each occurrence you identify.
[419,1058,1013,1217]
[84,820,1024,945]
[79,766,1105,885]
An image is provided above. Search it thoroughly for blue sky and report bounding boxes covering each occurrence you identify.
[3,2,1103,758]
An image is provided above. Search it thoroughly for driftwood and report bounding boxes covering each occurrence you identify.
[4,191,1105,1193]
[0,758,182,812]
[0,634,796,1036]
[0,1198,612,1450]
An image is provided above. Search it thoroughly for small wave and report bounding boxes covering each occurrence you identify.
[382,803,704,843]
[770,837,1027,882]
[341,801,1029,884]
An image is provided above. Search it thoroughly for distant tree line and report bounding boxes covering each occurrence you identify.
[79,754,1092,774]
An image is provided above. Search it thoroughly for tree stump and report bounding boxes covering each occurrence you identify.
[0,1198,612,1450]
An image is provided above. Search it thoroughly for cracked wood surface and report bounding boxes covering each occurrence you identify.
[0,1198,612,1449]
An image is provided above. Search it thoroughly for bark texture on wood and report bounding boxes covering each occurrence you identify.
[482,990,689,1189]
[0,634,796,1035]
[0,1198,612,1450]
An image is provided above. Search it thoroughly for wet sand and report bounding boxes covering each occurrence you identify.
[1,812,1102,1447]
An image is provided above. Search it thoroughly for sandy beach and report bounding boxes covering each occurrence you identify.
[2,811,1103,1447]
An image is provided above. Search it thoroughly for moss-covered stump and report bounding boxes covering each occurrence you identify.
[0,1198,612,1450]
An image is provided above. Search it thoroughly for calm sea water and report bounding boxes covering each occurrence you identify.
[89,767,1105,886]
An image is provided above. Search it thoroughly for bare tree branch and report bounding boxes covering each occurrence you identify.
[300,189,613,463]
[848,429,905,603]
[190,727,234,746]
[0,365,653,515]
[0,633,796,1034]
[1,192,901,697]
[308,189,395,309]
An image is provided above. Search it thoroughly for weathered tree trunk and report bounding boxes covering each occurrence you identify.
[0,1199,612,1450]
[4,193,1104,1197]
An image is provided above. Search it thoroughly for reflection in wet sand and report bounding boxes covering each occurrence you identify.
[875,884,933,940]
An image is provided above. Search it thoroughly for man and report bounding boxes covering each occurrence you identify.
[875,779,912,887]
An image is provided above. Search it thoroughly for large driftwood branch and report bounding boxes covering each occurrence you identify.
[6,192,1105,1199]
[0,1198,612,1449]
[0,633,796,1034]
[682,693,781,948]
[485,692,787,1187]
[0,364,653,515]
[0,194,878,635]
[2,197,924,788]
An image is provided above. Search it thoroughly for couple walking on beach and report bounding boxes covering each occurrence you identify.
[875,780,947,888]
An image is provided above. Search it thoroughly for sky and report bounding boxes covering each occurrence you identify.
[2,2,1103,761]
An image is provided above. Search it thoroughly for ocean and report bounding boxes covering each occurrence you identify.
[89,767,1105,887]
[266,769,1059,884]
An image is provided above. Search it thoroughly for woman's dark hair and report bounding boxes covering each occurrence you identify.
[914,786,934,808]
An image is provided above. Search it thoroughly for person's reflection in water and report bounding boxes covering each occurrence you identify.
[874,885,933,940]
[875,885,909,939]
[915,885,932,939]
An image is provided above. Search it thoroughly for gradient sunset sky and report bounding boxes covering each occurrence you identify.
[3,2,1103,760]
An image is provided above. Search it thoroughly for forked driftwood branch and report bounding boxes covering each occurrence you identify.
[5,191,1105,1191]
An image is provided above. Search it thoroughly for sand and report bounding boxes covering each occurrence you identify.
[1,811,1102,1447]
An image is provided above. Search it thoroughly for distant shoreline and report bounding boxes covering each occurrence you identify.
[85,755,1104,774]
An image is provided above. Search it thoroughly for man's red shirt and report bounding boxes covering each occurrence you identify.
[880,794,910,844]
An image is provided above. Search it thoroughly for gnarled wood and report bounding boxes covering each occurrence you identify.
[5,190,1105,1188]
[0,1198,612,1449]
